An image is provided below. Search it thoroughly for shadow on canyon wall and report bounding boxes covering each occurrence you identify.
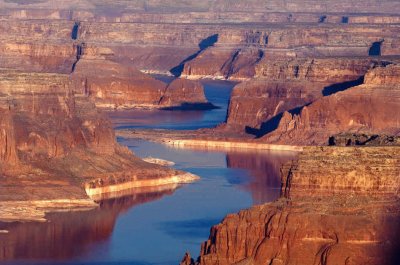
[245,105,304,138]
[369,40,384,56]
[322,77,364,96]
[245,77,367,138]
[170,34,219,77]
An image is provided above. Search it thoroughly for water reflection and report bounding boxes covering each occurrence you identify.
[0,139,297,264]
[107,79,234,131]
[226,151,296,204]
[0,186,177,262]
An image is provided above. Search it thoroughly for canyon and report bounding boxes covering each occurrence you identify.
[0,69,197,222]
[0,0,399,264]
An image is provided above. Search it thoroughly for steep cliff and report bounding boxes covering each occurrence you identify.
[263,64,400,145]
[0,70,196,221]
[71,59,166,109]
[186,146,400,265]
[225,58,386,131]
[71,59,211,109]
[159,78,215,110]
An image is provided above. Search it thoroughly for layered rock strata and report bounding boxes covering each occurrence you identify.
[185,146,400,265]
[0,70,197,221]
[225,57,387,131]
[263,64,400,145]
[71,59,211,109]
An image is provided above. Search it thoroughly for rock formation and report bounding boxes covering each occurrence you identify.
[71,59,212,109]
[224,58,386,131]
[159,78,216,110]
[71,59,166,109]
[263,64,400,145]
[0,70,197,221]
[328,133,400,147]
[184,146,400,265]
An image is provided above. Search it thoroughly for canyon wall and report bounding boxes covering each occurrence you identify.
[0,70,192,221]
[186,146,400,265]
[225,58,386,131]
[263,64,400,145]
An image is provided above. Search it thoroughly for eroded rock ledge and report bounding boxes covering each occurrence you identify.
[0,70,198,222]
[183,146,400,265]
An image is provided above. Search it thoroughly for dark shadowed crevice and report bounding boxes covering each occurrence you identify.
[245,75,366,138]
[71,22,80,40]
[170,34,219,77]
[319,15,327,23]
[245,112,284,137]
[245,104,308,138]
[71,43,85,73]
[322,76,364,96]
[369,40,384,56]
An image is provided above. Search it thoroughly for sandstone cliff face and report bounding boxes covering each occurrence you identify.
[225,58,385,131]
[0,110,18,164]
[0,70,189,221]
[71,59,210,109]
[188,146,400,265]
[71,59,166,109]
[0,19,76,73]
[159,78,208,107]
[263,64,400,145]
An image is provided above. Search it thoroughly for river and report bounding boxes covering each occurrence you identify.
[0,79,296,265]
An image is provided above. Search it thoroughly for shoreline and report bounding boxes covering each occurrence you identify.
[85,172,200,201]
[0,199,98,222]
[163,139,304,152]
[0,171,199,222]
[116,129,304,152]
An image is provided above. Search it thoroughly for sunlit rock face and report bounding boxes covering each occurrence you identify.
[0,70,185,221]
[71,59,166,109]
[225,58,386,131]
[71,59,210,109]
[187,146,400,265]
[262,64,400,145]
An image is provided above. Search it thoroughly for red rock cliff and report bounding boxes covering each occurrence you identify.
[187,146,400,265]
[263,64,400,145]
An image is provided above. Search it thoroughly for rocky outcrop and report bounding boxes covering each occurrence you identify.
[71,59,166,109]
[71,59,211,109]
[328,133,400,146]
[263,64,400,145]
[159,79,215,110]
[0,70,196,221]
[225,58,386,131]
[187,146,400,265]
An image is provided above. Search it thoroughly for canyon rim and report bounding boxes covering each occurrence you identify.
[0,0,399,264]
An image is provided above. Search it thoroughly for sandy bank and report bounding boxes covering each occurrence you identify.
[0,199,98,222]
[164,139,304,152]
[85,173,200,200]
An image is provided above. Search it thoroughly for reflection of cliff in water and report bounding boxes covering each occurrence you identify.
[226,151,297,204]
[0,186,177,261]
[107,109,205,130]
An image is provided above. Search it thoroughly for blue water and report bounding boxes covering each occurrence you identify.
[108,79,234,130]
[0,79,296,265]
